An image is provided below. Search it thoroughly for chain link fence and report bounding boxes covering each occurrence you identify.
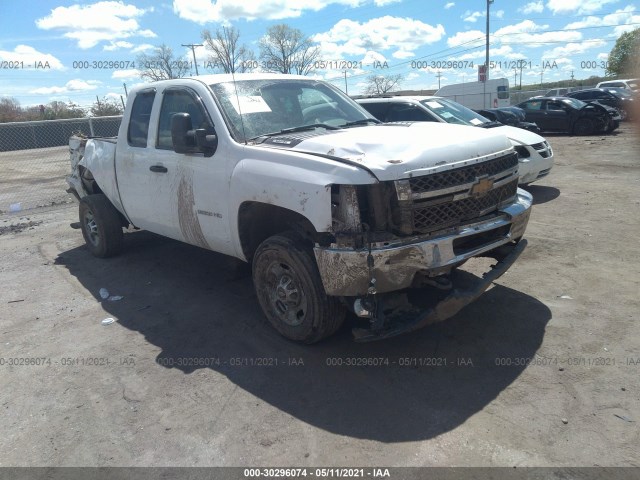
[0,116,121,215]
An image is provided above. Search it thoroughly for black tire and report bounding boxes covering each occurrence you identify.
[79,194,124,258]
[252,231,345,343]
[573,118,594,136]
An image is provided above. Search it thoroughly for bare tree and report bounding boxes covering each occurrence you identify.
[91,97,124,117]
[136,44,191,81]
[0,97,22,122]
[202,26,255,73]
[363,74,403,95]
[259,24,320,75]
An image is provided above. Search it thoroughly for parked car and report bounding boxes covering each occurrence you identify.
[596,78,639,92]
[357,95,553,185]
[66,74,532,343]
[567,88,634,120]
[544,87,578,97]
[475,107,541,133]
[516,96,620,135]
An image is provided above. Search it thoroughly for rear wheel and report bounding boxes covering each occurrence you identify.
[79,194,124,258]
[252,231,345,343]
[573,118,594,135]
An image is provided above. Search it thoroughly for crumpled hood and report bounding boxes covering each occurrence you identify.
[280,122,513,181]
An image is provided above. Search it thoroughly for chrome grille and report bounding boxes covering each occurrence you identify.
[411,179,519,233]
[409,153,518,194]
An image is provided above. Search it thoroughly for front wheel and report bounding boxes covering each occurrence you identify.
[79,194,124,258]
[573,118,594,136]
[252,232,345,343]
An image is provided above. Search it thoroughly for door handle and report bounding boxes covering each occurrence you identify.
[149,165,168,173]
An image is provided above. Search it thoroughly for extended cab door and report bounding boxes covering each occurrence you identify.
[116,84,232,253]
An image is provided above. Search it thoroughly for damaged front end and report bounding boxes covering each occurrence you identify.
[314,150,532,341]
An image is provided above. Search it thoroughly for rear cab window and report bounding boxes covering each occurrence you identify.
[127,90,156,148]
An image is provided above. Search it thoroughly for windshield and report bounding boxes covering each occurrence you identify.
[562,97,587,109]
[605,88,632,98]
[419,97,490,126]
[210,79,373,142]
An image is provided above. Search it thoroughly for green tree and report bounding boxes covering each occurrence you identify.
[607,28,640,77]
[43,101,86,120]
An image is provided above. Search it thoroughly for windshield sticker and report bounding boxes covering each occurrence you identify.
[470,118,484,125]
[425,101,443,109]
[440,111,454,119]
[229,95,272,114]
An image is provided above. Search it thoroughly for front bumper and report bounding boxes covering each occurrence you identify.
[314,188,532,297]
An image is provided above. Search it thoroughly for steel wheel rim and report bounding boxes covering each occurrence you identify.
[264,260,308,327]
[83,210,100,246]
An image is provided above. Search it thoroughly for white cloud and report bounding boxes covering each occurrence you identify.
[520,2,544,14]
[495,10,505,18]
[131,43,155,53]
[36,1,156,49]
[463,10,484,22]
[447,30,484,47]
[564,6,640,37]
[0,45,64,70]
[546,0,620,15]
[172,0,366,23]
[374,0,401,5]
[444,2,455,9]
[598,52,609,61]
[313,16,445,60]
[542,40,607,59]
[31,79,101,95]
[104,41,134,51]
[111,69,141,79]
[494,19,582,45]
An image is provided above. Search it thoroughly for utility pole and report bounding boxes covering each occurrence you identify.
[486,0,493,81]
[182,43,203,76]
[343,70,348,95]
[484,0,494,108]
[513,68,517,89]
[436,70,442,89]
[123,82,128,97]
[570,70,575,84]
[540,68,544,87]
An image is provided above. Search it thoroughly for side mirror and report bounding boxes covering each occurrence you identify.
[171,113,218,156]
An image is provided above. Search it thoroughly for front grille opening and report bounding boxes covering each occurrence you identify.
[410,178,518,234]
[452,224,511,256]
[409,153,518,194]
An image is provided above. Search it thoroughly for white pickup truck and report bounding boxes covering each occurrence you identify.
[67,73,532,343]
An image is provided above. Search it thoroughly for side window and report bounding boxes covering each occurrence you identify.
[386,104,432,122]
[127,90,155,147]
[523,101,541,111]
[157,89,210,150]
[546,102,564,111]
[497,85,509,100]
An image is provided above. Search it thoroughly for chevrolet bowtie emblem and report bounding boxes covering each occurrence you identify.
[471,177,494,196]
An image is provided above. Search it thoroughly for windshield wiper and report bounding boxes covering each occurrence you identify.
[342,118,381,127]
[249,123,341,142]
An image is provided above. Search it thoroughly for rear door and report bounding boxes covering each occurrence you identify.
[544,100,570,130]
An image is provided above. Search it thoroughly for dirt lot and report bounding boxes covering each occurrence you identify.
[0,124,639,468]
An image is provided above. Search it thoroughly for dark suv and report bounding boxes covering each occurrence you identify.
[567,88,634,120]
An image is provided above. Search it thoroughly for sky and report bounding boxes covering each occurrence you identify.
[0,0,639,108]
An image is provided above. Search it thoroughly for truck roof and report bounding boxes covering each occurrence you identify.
[128,73,316,95]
